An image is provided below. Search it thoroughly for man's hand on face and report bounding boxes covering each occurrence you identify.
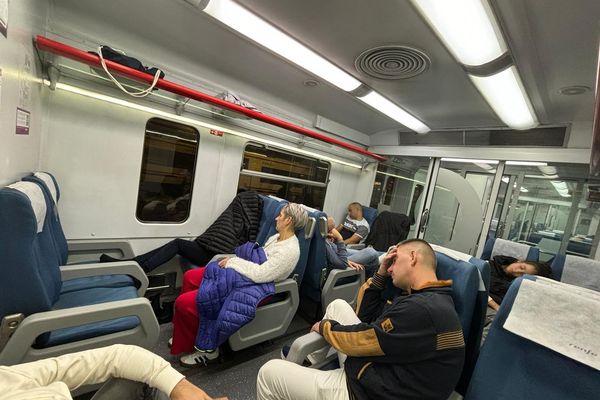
[378,247,397,277]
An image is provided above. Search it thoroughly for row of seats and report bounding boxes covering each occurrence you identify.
[231,196,367,350]
[0,172,159,366]
[484,237,600,292]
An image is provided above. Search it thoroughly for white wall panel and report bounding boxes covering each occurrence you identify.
[0,0,48,185]
[40,89,244,242]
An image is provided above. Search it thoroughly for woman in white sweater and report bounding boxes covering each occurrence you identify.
[172,203,308,367]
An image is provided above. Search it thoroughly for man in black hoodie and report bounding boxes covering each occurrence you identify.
[257,239,465,400]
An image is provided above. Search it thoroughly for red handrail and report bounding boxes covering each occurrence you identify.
[35,35,386,162]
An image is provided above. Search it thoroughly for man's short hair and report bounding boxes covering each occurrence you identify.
[348,202,362,210]
[397,238,437,270]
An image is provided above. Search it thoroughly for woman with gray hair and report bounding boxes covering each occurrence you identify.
[173,203,308,367]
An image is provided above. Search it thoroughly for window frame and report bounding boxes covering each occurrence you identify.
[238,142,331,207]
[135,117,200,224]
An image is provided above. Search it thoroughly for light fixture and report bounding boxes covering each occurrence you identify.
[506,161,548,166]
[410,0,538,130]
[441,158,499,164]
[202,0,361,92]
[409,0,506,66]
[202,0,429,133]
[550,180,571,197]
[376,170,425,185]
[470,66,538,130]
[45,81,363,169]
[358,91,430,134]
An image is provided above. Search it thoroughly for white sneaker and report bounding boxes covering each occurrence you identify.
[167,338,173,348]
[179,348,220,368]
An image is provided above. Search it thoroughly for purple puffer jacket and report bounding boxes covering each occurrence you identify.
[195,242,275,350]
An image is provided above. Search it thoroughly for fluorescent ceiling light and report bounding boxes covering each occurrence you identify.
[358,91,430,133]
[506,161,548,166]
[376,170,425,185]
[203,0,361,92]
[45,81,362,169]
[550,180,571,197]
[441,158,499,164]
[410,0,506,66]
[470,66,538,130]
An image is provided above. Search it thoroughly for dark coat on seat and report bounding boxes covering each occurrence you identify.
[195,191,263,254]
[364,211,411,251]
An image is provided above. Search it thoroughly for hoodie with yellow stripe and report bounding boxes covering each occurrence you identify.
[319,273,465,400]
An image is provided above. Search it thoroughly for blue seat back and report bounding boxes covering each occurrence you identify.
[362,206,377,227]
[465,277,600,400]
[23,172,68,265]
[551,254,600,291]
[481,237,539,261]
[255,195,313,284]
[256,195,287,246]
[300,212,328,302]
[435,252,481,394]
[0,183,62,319]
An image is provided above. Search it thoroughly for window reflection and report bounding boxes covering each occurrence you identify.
[136,118,199,223]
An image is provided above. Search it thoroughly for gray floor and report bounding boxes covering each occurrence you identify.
[152,315,312,400]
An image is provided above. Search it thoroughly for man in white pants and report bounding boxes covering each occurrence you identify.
[256,239,465,400]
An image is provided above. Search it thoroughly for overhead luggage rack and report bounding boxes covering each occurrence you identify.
[35,35,386,163]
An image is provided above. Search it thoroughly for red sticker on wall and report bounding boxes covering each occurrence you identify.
[210,129,224,137]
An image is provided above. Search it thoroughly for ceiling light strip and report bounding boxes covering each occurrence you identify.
[199,0,429,133]
[410,0,538,130]
[203,0,360,92]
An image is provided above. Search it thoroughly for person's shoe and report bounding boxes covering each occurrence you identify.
[167,338,173,348]
[280,345,290,360]
[100,254,121,263]
[179,348,220,368]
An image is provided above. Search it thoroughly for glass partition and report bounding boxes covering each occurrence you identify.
[487,162,600,261]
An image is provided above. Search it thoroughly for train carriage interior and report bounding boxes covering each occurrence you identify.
[1,0,599,399]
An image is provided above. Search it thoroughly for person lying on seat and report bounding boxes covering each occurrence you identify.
[0,344,227,400]
[487,255,553,312]
[336,202,370,245]
[171,203,308,367]
[257,239,465,400]
[100,191,262,272]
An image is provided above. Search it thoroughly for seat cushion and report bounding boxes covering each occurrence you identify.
[36,286,140,348]
[61,274,136,294]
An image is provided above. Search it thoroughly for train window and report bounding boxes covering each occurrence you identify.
[136,118,199,223]
[237,143,329,209]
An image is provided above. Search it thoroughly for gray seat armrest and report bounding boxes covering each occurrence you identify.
[321,267,365,309]
[0,297,159,365]
[66,240,135,264]
[286,331,327,364]
[60,261,149,296]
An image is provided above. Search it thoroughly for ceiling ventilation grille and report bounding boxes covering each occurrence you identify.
[355,45,431,80]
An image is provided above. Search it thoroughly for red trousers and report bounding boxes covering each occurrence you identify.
[171,267,205,355]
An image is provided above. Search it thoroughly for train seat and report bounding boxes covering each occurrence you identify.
[434,249,488,395]
[300,215,365,314]
[550,254,600,292]
[465,276,600,400]
[22,172,136,264]
[23,172,141,292]
[0,182,159,365]
[362,205,378,227]
[481,237,539,261]
[227,195,316,351]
